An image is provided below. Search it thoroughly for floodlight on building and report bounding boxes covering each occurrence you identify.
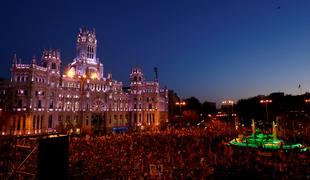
[67,68,75,78]
[91,73,98,79]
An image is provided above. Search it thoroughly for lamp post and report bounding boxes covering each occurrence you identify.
[175,101,186,124]
[260,99,272,129]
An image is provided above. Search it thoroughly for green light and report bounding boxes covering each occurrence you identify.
[228,131,308,152]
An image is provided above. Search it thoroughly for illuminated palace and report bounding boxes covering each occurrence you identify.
[0,27,168,135]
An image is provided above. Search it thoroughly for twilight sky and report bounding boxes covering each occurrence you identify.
[1,0,310,105]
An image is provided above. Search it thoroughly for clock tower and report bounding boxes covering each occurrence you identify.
[68,27,104,79]
[76,27,97,63]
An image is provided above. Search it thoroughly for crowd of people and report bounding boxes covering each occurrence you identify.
[0,121,309,179]
[68,125,309,179]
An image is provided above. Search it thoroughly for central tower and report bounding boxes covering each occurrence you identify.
[67,27,103,79]
[76,27,97,63]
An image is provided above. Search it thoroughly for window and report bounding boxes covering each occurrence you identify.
[41,116,43,129]
[23,115,26,129]
[38,100,42,108]
[17,117,21,130]
[51,63,56,70]
[134,113,137,123]
[13,117,16,130]
[33,115,36,129]
[114,114,117,125]
[75,102,79,110]
[58,115,62,125]
[66,102,71,110]
[66,115,70,122]
[49,101,53,109]
[48,115,52,128]
[18,99,22,108]
[37,116,40,129]
[125,114,128,124]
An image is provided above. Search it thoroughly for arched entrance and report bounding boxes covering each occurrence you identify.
[90,99,106,135]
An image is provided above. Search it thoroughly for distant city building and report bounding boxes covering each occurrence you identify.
[0,27,168,135]
[221,100,234,114]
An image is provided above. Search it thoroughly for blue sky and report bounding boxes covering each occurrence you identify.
[1,0,310,105]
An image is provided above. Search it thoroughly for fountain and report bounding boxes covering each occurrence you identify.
[228,120,307,152]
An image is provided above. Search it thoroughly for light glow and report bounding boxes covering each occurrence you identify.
[67,68,76,78]
[91,73,98,79]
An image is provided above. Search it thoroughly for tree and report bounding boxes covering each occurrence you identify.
[184,96,202,113]
[202,101,217,115]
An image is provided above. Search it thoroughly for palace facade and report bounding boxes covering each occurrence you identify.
[0,27,168,135]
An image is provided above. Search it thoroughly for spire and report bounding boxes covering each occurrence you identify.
[12,53,17,65]
[154,67,158,82]
[32,55,36,65]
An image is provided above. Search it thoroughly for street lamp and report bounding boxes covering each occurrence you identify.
[260,99,272,128]
[175,101,186,123]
